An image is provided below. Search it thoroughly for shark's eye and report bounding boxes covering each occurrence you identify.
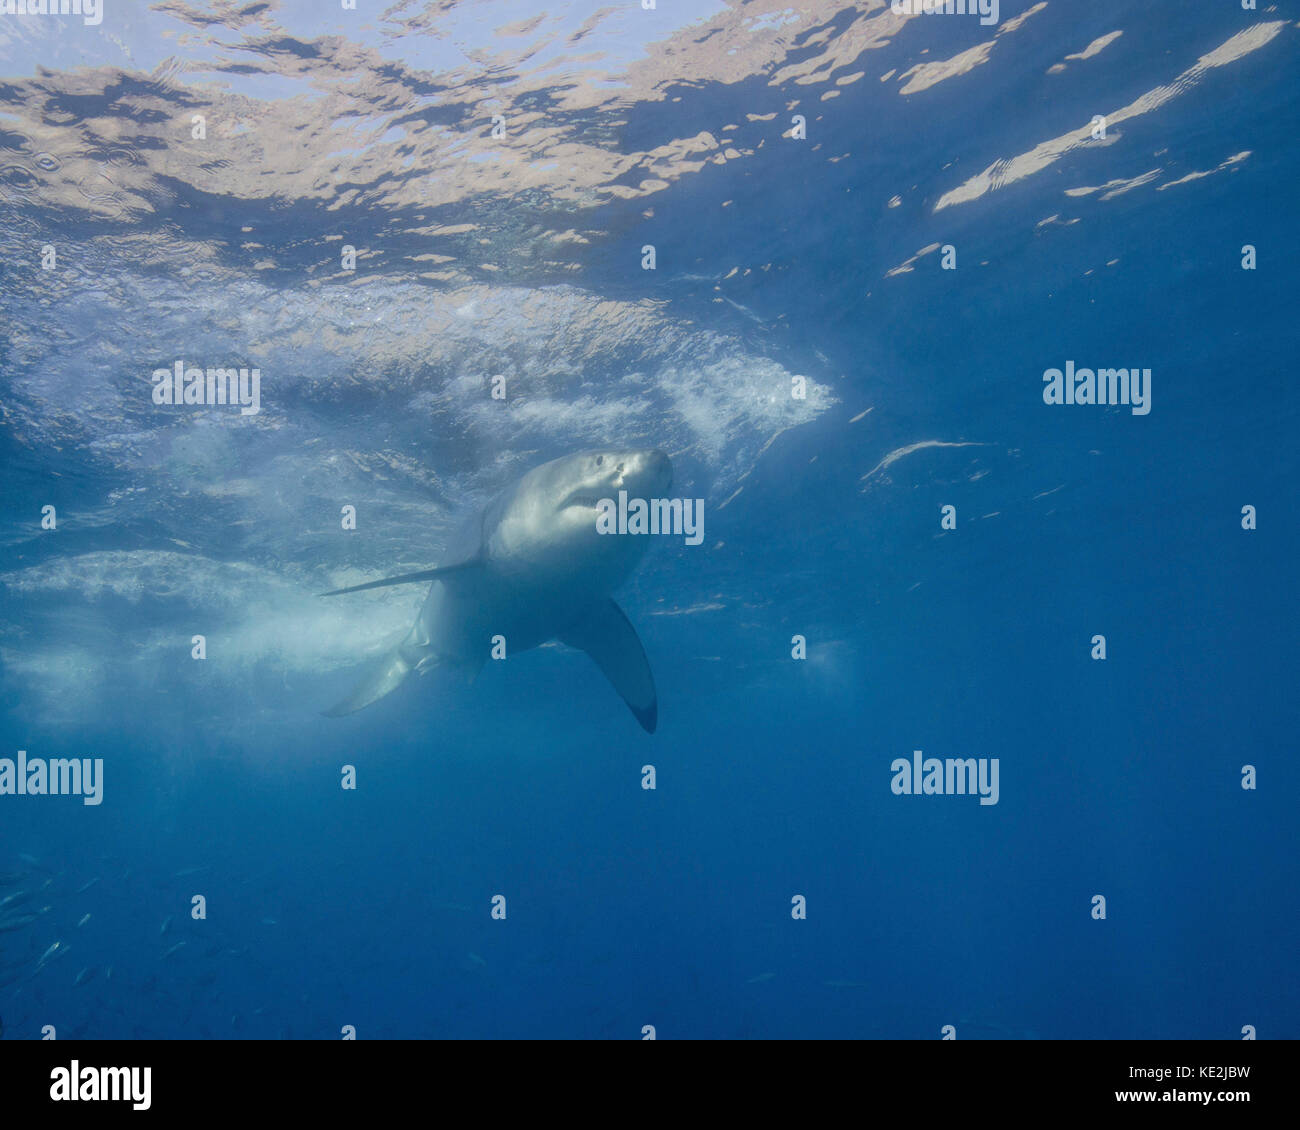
[595,455,604,467]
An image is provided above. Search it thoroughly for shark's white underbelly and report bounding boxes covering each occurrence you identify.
[415,558,635,669]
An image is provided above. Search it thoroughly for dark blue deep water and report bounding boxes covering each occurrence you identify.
[0,1,1296,1039]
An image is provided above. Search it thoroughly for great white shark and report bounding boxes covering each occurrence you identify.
[320,448,673,731]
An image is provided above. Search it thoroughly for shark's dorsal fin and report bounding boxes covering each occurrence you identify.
[317,557,481,598]
[559,598,658,733]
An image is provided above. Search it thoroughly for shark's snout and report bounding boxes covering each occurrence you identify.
[563,448,674,505]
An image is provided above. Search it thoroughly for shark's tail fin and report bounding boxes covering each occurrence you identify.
[323,646,418,717]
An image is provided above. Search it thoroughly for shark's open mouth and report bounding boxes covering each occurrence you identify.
[562,492,604,509]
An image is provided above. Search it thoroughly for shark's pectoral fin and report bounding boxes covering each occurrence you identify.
[323,646,430,717]
[317,556,482,598]
[560,599,658,733]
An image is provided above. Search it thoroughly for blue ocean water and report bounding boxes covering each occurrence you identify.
[0,1,1296,1040]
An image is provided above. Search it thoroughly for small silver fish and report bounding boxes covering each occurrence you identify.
[160,915,173,936]
[0,915,38,934]
[36,941,64,966]
[161,941,186,960]
[75,914,91,928]
[74,966,96,987]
